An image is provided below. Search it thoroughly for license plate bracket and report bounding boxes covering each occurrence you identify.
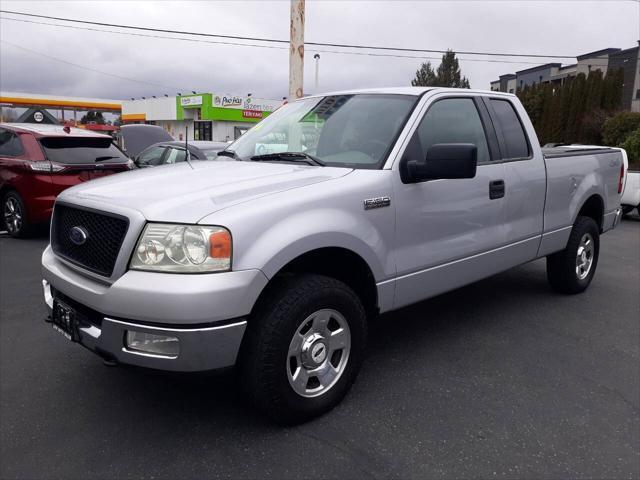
[52,299,79,342]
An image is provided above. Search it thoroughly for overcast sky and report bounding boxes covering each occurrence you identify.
[0,0,638,101]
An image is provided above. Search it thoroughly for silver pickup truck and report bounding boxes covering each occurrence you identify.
[42,87,625,423]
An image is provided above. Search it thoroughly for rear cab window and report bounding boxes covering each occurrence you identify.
[39,136,129,165]
[488,99,531,160]
[0,128,25,157]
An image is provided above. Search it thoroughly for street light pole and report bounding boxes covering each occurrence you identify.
[289,0,305,100]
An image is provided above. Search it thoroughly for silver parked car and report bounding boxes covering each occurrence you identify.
[42,87,624,423]
[134,141,228,167]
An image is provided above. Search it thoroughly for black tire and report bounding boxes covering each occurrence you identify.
[621,205,634,216]
[2,190,33,238]
[546,216,600,294]
[239,274,367,424]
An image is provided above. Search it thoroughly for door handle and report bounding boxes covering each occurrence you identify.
[489,180,505,199]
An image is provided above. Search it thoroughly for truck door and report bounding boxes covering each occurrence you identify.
[391,94,507,309]
[483,97,546,264]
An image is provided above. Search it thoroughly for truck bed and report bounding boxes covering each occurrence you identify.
[538,146,624,257]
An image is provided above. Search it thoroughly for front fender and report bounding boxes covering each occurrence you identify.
[233,207,392,282]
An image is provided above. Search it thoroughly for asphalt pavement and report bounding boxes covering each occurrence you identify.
[1,219,639,479]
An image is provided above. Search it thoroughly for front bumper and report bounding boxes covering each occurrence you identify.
[42,247,269,371]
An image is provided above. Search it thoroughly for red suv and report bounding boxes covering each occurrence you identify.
[0,123,131,237]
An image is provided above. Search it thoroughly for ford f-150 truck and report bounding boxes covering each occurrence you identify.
[41,87,625,423]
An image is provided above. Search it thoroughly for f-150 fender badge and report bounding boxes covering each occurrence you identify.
[364,196,391,210]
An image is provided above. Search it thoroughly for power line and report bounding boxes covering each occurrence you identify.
[0,40,191,91]
[0,16,612,67]
[0,9,579,59]
[0,16,614,67]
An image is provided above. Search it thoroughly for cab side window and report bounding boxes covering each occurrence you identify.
[489,99,530,159]
[0,128,25,157]
[414,98,490,164]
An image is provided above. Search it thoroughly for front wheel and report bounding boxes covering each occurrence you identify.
[546,216,600,294]
[2,191,33,238]
[240,274,367,424]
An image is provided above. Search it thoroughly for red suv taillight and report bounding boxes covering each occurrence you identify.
[28,161,66,173]
[618,164,625,194]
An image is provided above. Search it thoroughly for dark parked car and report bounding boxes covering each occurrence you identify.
[134,141,228,167]
[0,123,131,237]
[118,124,173,158]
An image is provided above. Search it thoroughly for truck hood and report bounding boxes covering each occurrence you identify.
[59,160,352,223]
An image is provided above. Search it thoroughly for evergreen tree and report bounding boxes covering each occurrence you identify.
[411,50,470,88]
[435,50,471,88]
[80,111,106,124]
[411,61,437,87]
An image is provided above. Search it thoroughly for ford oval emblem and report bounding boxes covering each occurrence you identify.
[69,226,88,246]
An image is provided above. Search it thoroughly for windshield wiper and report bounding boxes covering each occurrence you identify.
[217,149,239,160]
[95,155,120,162]
[250,152,325,166]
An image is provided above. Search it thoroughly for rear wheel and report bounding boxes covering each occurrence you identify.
[621,205,634,216]
[240,274,367,424]
[546,216,600,294]
[2,191,33,238]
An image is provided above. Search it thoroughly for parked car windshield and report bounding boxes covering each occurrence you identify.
[201,147,225,160]
[40,137,129,165]
[230,94,418,168]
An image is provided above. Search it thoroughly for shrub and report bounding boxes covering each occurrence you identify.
[620,127,640,170]
[602,112,640,147]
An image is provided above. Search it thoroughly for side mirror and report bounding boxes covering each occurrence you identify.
[406,143,478,182]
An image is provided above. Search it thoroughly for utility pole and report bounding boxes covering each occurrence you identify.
[289,0,305,100]
[313,53,320,92]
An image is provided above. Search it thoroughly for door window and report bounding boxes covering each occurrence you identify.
[414,98,490,163]
[164,148,187,164]
[0,128,24,156]
[137,146,166,166]
[489,99,530,159]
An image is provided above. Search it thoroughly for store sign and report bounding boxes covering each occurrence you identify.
[214,95,243,108]
[242,110,263,119]
[180,95,203,107]
[213,94,281,113]
[33,111,44,122]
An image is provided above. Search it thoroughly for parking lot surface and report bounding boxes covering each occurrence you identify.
[1,219,638,479]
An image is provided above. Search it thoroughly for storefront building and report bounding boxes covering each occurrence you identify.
[121,93,283,142]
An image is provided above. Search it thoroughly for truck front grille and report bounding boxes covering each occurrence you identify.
[51,204,129,277]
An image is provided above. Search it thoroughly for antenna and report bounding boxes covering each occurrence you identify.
[184,125,194,170]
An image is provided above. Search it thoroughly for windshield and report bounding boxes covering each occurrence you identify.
[230,94,417,168]
[40,137,129,165]
[202,148,224,160]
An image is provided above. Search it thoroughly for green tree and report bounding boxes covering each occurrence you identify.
[435,50,471,88]
[80,111,105,124]
[601,68,624,111]
[602,111,640,146]
[411,50,470,88]
[620,127,640,169]
[411,61,437,87]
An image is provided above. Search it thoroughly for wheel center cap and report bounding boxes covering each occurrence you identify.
[311,342,327,364]
[301,333,327,367]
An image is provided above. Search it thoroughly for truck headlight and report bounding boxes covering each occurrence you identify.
[130,223,231,273]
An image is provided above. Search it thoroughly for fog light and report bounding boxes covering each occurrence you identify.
[125,331,179,357]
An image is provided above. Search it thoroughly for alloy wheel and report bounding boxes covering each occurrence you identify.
[287,309,351,398]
